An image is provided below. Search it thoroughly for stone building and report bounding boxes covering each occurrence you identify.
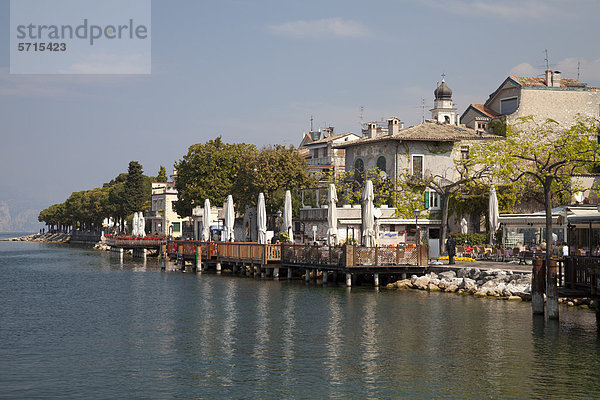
[461,70,600,132]
[334,80,501,238]
[299,127,361,181]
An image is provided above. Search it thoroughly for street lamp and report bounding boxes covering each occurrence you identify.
[168,224,173,240]
[413,208,421,245]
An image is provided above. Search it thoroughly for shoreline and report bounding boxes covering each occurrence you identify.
[0,232,70,243]
[384,266,598,311]
[3,234,596,312]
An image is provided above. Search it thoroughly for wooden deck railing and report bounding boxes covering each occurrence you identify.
[281,244,346,268]
[166,241,426,269]
[563,256,600,292]
[106,238,164,248]
[351,244,420,267]
[218,242,281,264]
[281,244,424,268]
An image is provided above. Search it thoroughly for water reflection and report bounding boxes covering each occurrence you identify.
[253,284,269,385]
[2,243,600,399]
[220,279,238,386]
[325,293,342,387]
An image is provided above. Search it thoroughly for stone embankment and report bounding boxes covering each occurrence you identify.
[1,232,70,243]
[387,267,532,301]
[387,267,598,309]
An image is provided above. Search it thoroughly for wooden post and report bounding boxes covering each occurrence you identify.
[346,273,352,287]
[344,244,355,267]
[177,246,184,271]
[547,259,559,320]
[374,273,379,287]
[287,267,292,280]
[532,258,545,315]
[196,245,202,274]
[322,270,328,284]
[305,269,310,282]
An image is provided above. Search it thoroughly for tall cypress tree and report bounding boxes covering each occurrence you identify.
[156,166,168,182]
[124,161,146,214]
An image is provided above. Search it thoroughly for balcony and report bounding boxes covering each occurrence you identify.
[145,210,164,219]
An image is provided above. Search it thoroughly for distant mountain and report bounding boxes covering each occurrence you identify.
[0,201,42,232]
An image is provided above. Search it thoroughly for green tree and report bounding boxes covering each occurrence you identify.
[174,137,257,217]
[124,161,146,215]
[156,165,168,182]
[233,144,314,213]
[476,116,599,319]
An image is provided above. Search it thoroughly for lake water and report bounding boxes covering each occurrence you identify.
[1,240,599,399]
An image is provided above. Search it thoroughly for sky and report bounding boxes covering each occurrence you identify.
[1,0,600,223]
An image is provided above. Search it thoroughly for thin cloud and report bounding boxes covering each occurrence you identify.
[510,58,600,83]
[61,53,150,74]
[509,62,539,77]
[422,0,560,21]
[267,17,371,39]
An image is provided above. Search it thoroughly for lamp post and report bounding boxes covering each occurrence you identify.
[413,208,421,245]
[168,224,173,240]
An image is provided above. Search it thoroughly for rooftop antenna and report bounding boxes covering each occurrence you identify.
[421,98,426,123]
[310,115,314,131]
[577,61,581,80]
[544,49,549,70]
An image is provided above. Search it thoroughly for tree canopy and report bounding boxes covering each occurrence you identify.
[38,162,153,231]
[474,116,599,319]
[233,144,314,213]
[156,166,168,182]
[173,137,257,217]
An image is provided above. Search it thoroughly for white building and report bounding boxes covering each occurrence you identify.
[145,181,188,238]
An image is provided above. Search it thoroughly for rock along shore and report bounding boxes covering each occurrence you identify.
[387,267,532,301]
[1,232,70,243]
[386,267,598,310]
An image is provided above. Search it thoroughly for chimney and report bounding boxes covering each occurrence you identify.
[545,70,552,86]
[367,122,377,139]
[387,117,399,136]
[552,70,562,87]
[456,114,460,126]
[400,121,405,129]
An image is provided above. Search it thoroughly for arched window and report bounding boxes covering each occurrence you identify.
[354,158,364,181]
[376,156,387,173]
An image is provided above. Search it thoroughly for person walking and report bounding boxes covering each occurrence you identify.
[447,235,457,265]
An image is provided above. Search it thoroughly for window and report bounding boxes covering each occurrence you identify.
[354,158,364,181]
[412,155,423,179]
[376,156,387,173]
[461,146,469,160]
[500,97,518,114]
[171,222,181,233]
[424,190,440,210]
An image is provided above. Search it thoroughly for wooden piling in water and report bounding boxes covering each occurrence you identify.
[547,259,559,320]
[532,258,545,315]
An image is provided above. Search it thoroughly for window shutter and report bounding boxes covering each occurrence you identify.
[424,191,430,209]
[440,194,445,209]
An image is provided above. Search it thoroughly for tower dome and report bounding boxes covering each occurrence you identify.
[434,80,452,99]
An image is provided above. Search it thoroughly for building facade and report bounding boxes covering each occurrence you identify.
[461,71,600,132]
[145,182,188,238]
[299,127,361,181]
[335,80,501,236]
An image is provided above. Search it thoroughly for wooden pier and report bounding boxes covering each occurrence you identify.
[162,240,428,286]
